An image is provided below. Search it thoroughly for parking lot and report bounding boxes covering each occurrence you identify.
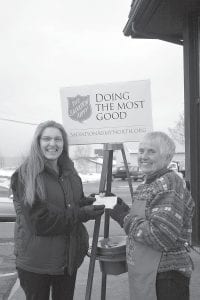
[1,178,200,300]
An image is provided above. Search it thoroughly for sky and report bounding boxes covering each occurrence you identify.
[0,0,184,157]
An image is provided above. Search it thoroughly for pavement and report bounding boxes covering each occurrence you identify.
[7,246,200,300]
[8,255,130,300]
[1,195,200,300]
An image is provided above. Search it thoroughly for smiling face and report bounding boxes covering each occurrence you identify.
[39,127,64,163]
[138,138,170,176]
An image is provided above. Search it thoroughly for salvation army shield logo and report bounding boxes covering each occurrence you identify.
[67,95,92,123]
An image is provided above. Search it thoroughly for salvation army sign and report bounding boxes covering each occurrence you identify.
[60,80,153,145]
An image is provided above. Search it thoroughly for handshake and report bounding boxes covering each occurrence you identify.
[78,195,105,222]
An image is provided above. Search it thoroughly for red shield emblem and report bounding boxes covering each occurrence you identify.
[67,95,92,123]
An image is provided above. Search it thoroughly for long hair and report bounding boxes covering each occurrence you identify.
[19,120,69,206]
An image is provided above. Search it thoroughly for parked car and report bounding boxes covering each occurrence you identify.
[130,166,145,182]
[113,165,145,181]
[0,185,11,197]
[168,161,179,172]
[0,180,15,221]
[168,161,184,178]
[112,166,128,180]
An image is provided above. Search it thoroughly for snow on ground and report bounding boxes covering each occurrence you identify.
[79,173,101,183]
[0,169,16,178]
[0,168,101,185]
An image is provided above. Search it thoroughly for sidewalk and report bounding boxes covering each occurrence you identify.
[8,255,129,300]
[8,248,200,300]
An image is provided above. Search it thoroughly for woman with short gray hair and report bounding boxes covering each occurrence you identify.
[110,131,194,300]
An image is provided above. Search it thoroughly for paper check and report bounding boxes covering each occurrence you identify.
[94,195,117,209]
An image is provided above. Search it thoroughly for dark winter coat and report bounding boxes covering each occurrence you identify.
[11,157,89,275]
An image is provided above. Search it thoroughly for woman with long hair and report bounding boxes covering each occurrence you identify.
[11,120,104,300]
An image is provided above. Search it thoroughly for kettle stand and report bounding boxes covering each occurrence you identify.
[85,143,134,300]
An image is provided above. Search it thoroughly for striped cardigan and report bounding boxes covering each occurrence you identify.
[124,169,195,277]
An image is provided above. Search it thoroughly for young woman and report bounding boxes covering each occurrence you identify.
[11,120,104,300]
[110,131,194,300]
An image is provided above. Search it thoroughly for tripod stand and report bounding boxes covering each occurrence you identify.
[85,143,134,300]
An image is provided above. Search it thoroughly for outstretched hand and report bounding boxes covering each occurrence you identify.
[109,197,130,227]
[79,196,96,207]
[79,204,105,222]
[116,197,130,211]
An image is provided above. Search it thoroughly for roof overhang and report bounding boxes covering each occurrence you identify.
[123,0,200,45]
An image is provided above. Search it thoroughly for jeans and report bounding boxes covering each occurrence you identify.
[17,267,77,300]
[156,270,190,300]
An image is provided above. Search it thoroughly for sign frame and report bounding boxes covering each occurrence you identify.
[60,80,153,145]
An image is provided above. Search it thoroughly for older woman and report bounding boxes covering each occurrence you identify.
[11,120,105,300]
[110,131,194,300]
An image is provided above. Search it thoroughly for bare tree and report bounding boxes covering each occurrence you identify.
[168,113,185,145]
[70,145,92,159]
[69,145,92,173]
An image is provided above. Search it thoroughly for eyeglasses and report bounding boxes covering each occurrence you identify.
[40,136,63,143]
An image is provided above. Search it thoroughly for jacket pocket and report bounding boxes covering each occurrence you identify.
[14,216,31,257]
[68,223,89,274]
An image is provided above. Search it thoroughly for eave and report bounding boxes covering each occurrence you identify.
[123,0,200,45]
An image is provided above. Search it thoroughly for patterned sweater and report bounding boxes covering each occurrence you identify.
[124,169,195,277]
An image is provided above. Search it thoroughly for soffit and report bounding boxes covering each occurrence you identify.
[123,0,200,44]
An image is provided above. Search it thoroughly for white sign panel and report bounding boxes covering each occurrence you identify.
[60,80,153,145]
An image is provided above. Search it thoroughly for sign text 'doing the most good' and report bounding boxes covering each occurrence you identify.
[60,80,153,145]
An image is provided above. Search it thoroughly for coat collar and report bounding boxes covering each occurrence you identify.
[44,154,76,178]
[145,168,172,184]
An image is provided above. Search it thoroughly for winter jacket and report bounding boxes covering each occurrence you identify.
[124,169,195,277]
[11,157,89,275]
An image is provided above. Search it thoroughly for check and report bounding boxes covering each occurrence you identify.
[94,195,117,209]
